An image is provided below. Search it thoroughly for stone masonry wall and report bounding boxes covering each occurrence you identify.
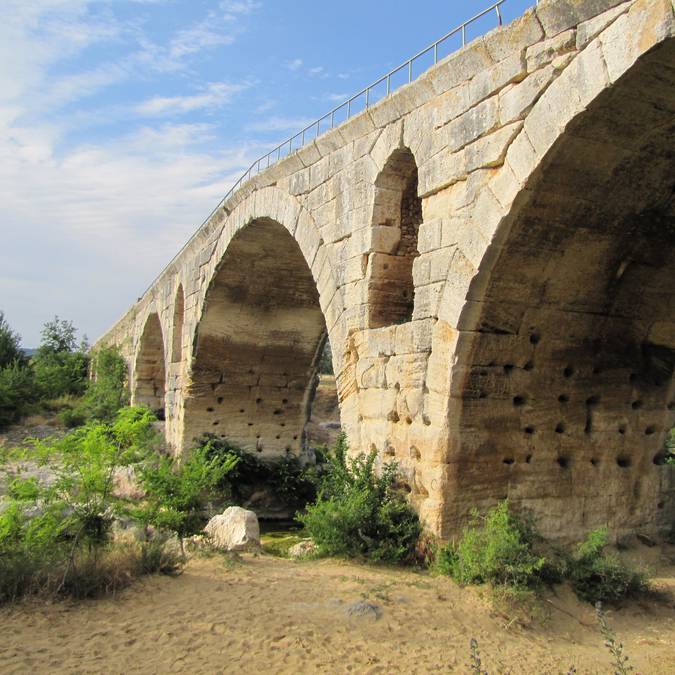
[97,0,675,542]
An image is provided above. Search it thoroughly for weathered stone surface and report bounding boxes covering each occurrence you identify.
[288,539,317,559]
[204,507,261,552]
[97,0,675,545]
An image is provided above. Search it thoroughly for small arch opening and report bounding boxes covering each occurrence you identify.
[368,147,422,328]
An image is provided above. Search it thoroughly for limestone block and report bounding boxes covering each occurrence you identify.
[315,126,346,157]
[412,281,444,320]
[368,225,401,254]
[483,9,545,62]
[499,66,556,124]
[385,353,429,389]
[353,128,381,159]
[356,356,389,389]
[536,0,627,38]
[289,168,310,196]
[576,1,631,48]
[395,319,436,354]
[488,161,522,210]
[418,146,467,197]
[359,387,398,419]
[431,84,471,130]
[296,141,321,167]
[425,39,494,95]
[446,97,499,154]
[505,129,539,184]
[309,155,330,191]
[204,507,260,552]
[524,40,608,158]
[355,325,397,358]
[339,109,376,144]
[465,121,523,174]
[600,0,675,84]
[417,218,443,253]
[467,51,528,108]
[370,119,403,172]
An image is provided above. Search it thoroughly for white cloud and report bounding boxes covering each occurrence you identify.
[285,58,303,71]
[137,82,250,116]
[245,115,314,133]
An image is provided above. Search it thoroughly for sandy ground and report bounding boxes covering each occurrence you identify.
[1,550,674,675]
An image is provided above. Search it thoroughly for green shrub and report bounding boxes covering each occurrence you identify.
[0,406,177,602]
[136,443,239,553]
[0,311,27,369]
[31,317,89,400]
[200,434,321,510]
[0,360,37,429]
[566,528,648,604]
[77,346,129,422]
[436,501,550,589]
[298,433,421,563]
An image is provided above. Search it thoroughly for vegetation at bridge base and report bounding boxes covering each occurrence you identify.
[298,432,422,563]
[0,407,182,602]
[436,500,650,606]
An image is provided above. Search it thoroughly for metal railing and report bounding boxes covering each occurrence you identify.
[142,0,507,298]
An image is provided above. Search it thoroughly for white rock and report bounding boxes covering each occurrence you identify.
[203,506,260,552]
[288,539,317,559]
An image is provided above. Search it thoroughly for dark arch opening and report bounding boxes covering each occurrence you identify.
[184,218,336,459]
[171,284,185,363]
[369,147,422,328]
[133,312,166,418]
[448,39,675,538]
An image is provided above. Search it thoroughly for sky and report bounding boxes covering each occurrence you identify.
[1,0,535,348]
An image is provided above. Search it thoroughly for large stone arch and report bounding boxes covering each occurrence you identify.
[179,188,348,456]
[440,35,675,540]
[131,311,167,417]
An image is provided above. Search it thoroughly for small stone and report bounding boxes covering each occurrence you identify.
[288,539,317,559]
[345,600,382,620]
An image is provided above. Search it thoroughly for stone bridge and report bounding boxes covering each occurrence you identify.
[98,0,675,541]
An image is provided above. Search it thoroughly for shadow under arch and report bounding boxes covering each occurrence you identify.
[132,311,166,418]
[171,283,185,363]
[444,38,675,540]
[183,217,331,458]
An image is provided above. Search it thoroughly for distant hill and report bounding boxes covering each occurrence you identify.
[21,348,37,358]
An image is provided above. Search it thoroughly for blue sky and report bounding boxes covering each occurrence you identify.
[1,0,535,347]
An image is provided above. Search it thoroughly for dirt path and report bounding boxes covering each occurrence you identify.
[1,552,674,674]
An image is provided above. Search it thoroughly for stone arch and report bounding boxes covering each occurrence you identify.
[443,37,675,541]
[368,146,423,328]
[181,188,346,456]
[171,283,185,363]
[132,311,166,417]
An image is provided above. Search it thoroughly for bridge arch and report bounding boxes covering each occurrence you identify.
[443,38,675,540]
[132,311,167,418]
[181,188,346,457]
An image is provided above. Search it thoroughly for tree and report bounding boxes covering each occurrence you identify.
[38,316,77,354]
[0,312,25,368]
[32,317,88,399]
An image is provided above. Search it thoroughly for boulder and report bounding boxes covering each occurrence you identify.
[204,506,260,552]
[288,539,317,559]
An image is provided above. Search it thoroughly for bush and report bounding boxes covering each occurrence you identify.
[136,443,239,552]
[436,501,550,590]
[0,360,37,429]
[0,311,26,369]
[200,434,321,510]
[437,502,649,605]
[0,406,164,602]
[299,433,421,563]
[31,316,89,400]
[566,528,648,604]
